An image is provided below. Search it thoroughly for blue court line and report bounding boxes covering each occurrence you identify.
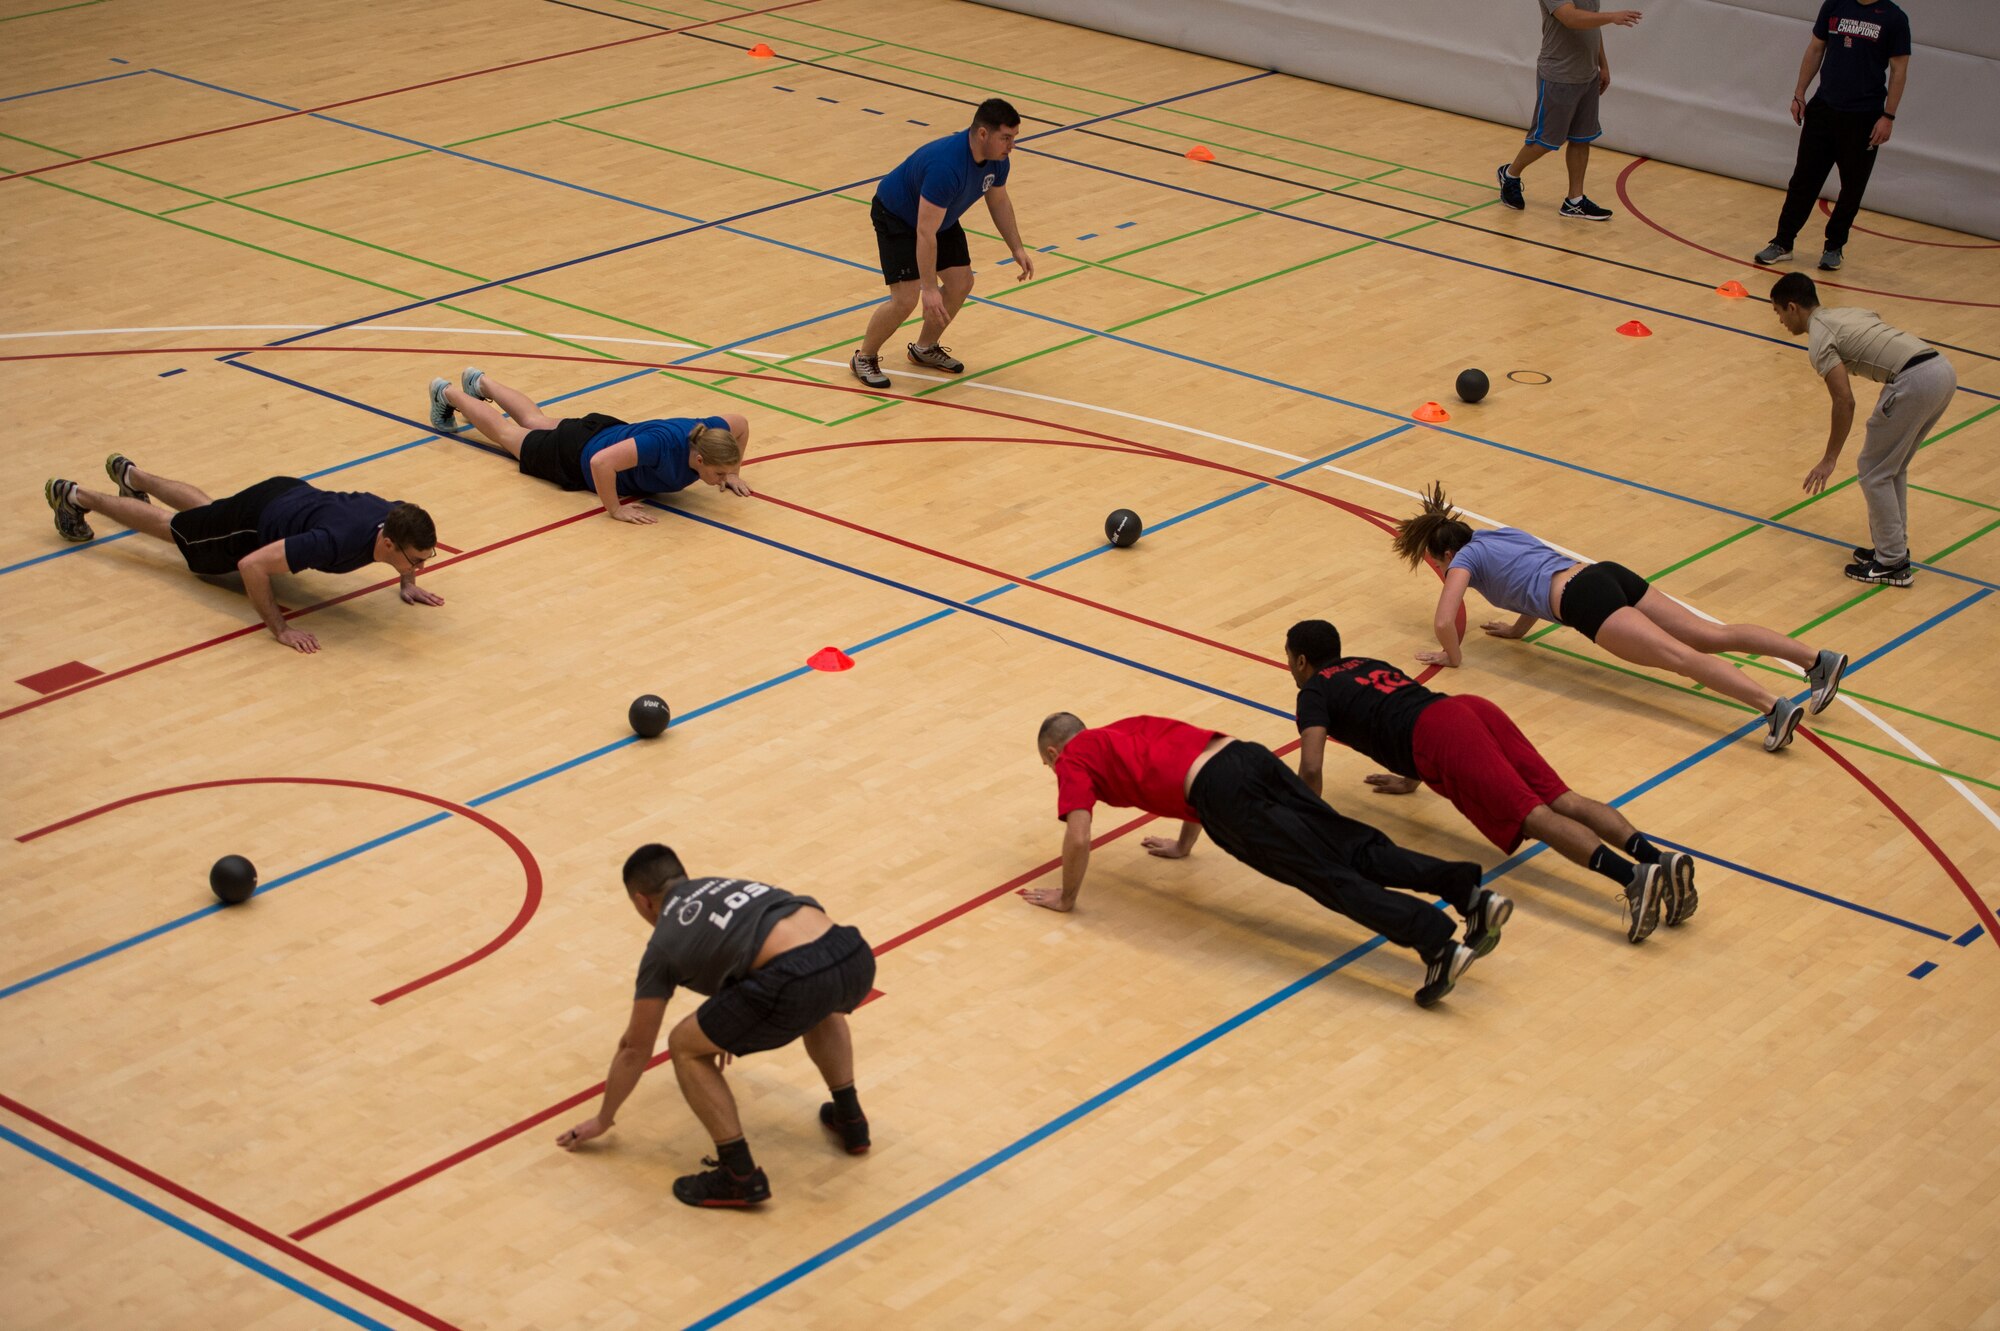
[135,66,1267,352]
[681,587,1989,1330]
[1954,923,1984,947]
[0,1123,396,1331]
[1908,960,1937,978]
[0,68,147,104]
[1,417,1348,999]
[157,367,185,377]
[1653,838,1951,940]
[0,368,658,579]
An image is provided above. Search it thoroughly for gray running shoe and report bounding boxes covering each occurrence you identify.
[460,366,488,400]
[1805,648,1848,714]
[1659,851,1699,927]
[45,478,93,542]
[428,377,456,431]
[1818,246,1844,270]
[906,342,964,374]
[1622,862,1666,943]
[104,452,149,503]
[849,350,890,389]
[1764,695,1805,752]
[1415,941,1475,1008]
[1754,242,1792,265]
[1496,163,1524,211]
[1463,887,1513,959]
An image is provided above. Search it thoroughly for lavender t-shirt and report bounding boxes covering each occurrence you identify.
[1450,528,1574,620]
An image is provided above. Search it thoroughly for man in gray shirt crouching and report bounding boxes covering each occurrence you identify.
[557,844,876,1207]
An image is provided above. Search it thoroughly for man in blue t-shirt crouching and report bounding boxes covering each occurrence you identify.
[849,98,1037,390]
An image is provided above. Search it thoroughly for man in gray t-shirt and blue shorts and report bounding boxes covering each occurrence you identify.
[556,843,876,1207]
[1498,1,1642,220]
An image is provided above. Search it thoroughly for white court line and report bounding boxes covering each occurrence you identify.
[9,321,1992,837]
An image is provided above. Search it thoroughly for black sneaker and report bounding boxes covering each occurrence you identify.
[1622,863,1665,944]
[1462,888,1513,959]
[1852,545,1875,563]
[104,453,149,503]
[672,1158,771,1208]
[849,350,890,389]
[1496,164,1524,211]
[819,1103,871,1155]
[906,342,964,374]
[44,478,93,542]
[1845,557,1912,587]
[1659,851,1699,927]
[1415,941,1474,1008]
[1764,696,1805,753]
[1805,648,1848,715]
[1559,195,1613,221]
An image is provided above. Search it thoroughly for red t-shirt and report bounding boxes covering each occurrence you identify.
[1053,716,1221,823]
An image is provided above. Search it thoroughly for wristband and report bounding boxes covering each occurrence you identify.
[1882,112,1896,120]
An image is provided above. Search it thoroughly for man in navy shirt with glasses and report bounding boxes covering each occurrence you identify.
[1754,0,1912,272]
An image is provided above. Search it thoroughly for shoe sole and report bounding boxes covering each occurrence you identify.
[1765,703,1805,753]
[906,352,963,374]
[1560,213,1612,221]
[1661,852,1698,927]
[1845,568,1912,588]
[1626,867,1664,943]
[1808,653,1848,715]
[1753,254,1791,266]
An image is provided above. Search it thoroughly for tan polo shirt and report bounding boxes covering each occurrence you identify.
[1807,306,1932,384]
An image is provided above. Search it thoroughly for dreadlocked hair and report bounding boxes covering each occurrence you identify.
[1391,481,1473,570]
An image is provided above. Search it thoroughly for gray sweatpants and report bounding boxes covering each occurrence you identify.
[1857,354,1956,566]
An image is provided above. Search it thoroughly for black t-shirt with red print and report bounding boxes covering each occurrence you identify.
[1811,0,1911,115]
[1294,657,1446,780]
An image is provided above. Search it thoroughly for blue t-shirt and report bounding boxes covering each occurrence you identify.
[1449,528,1575,621]
[578,416,729,497]
[874,131,1011,231]
[1811,0,1910,114]
[257,483,393,575]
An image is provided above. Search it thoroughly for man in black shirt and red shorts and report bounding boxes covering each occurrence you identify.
[1284,619,1693,945]
[1754,0,1912,272]
[556,844,876,1208]
[1027,711,1508,1007]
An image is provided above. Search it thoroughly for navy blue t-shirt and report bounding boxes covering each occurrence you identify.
[577,416,729,497]
[1811,0,1910,114]
[874,131,1011,230]
[256,484,393,574]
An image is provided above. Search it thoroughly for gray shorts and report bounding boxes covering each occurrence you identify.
[1527,78,1601,148]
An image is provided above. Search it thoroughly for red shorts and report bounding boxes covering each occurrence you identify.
[1410,695,1570,853]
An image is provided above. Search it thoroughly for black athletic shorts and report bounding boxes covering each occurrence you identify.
[1556,560,1650,641]
[695,924,875,1057]
[518,412,626,490]
[871,196,970,285]
[169,476,307,576]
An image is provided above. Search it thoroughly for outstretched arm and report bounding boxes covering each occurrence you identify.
[984,185,1034,281]
[237,541,319,654]
[1022,809,1093,911]
[1296,725,1330,797]
[1417,566,1473,667]
[1554,3,1641,29]
[588,439,655,523]
[557,997,668,1148]
[1790,36,1826,124]
[1804,364,1856,494]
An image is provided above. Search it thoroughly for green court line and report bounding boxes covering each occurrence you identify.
[1723,654,2000,746]
[0,0,106,21]
[1910,482,2000,514]
[158,149,433,215]
[709,0,1493,192]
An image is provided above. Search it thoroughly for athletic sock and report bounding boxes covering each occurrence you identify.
[831,1084,863,1121]
[1567,195,1584,204]
[716,1137,755,1175]
[1588,846,1638,888]
[1505,167,1521,179]
[1623,833,1662,865]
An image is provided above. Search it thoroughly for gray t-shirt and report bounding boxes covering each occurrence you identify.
[1538,0,1602,83]
[633,877,818,1001]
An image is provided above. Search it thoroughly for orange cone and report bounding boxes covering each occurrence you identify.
[1184,145,1216,162]
[749,42,775,58]
[1715,280,1750,298]
[1412,401,1451,423]
[807,646,854,672]
[1616,320,1653,337]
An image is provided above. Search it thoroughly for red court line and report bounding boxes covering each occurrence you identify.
[0,504,604,722]
[1818,198,2000,250]
[0,1091,463,1330]
[0,0,822,184]
[1614,158,2000,309]
[1800,729,2000,949]
[17,778,546,1004]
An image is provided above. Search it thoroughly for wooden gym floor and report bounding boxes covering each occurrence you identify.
[2,1,1997,1327]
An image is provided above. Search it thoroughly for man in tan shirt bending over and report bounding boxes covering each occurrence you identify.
[1770,272,1956,587]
